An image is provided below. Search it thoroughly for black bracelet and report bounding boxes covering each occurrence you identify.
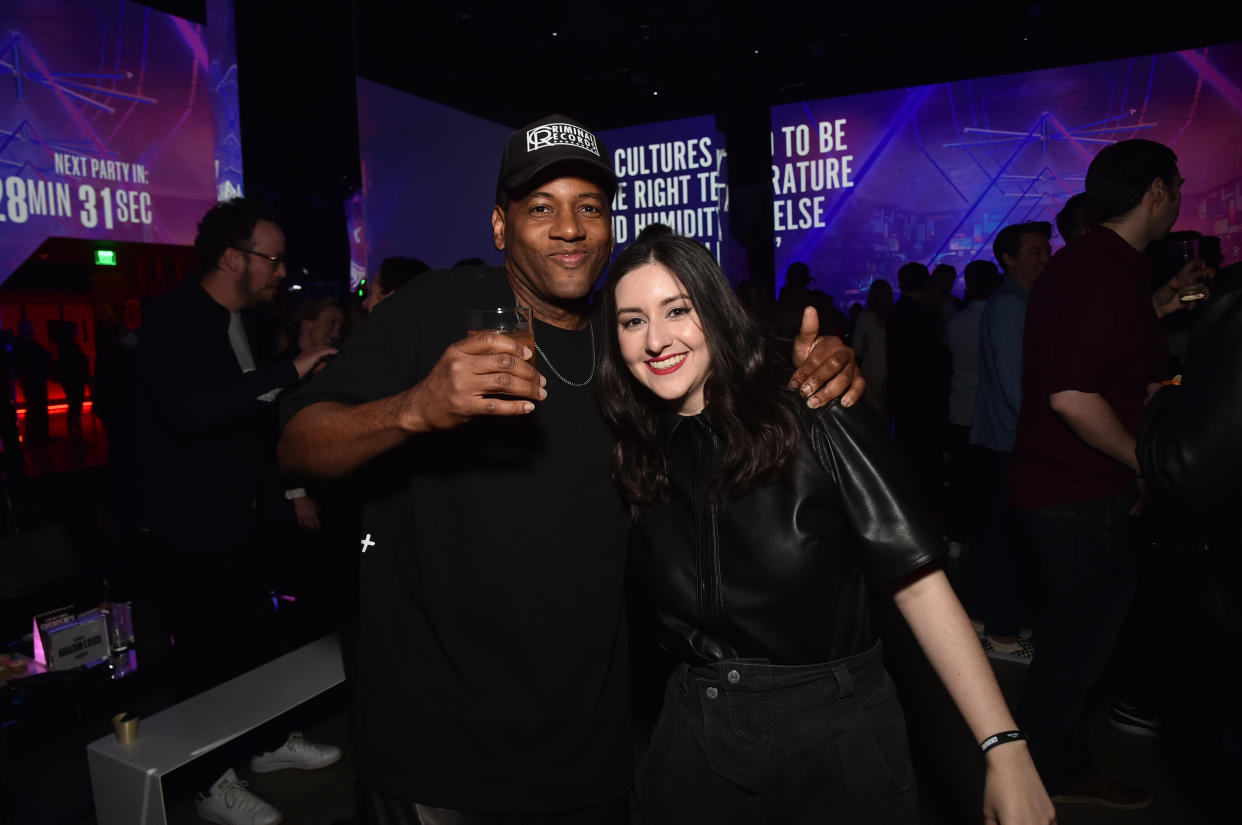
[980,730,1028,754]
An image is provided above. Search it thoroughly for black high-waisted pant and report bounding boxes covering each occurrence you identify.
[640,642,918,825]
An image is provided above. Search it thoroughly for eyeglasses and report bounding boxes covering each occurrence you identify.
[232,247,286,268]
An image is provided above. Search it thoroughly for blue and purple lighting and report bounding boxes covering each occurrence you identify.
[770,43,1242,303]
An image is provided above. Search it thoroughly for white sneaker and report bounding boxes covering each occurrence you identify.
[981,634,1036,665]
[195,768,281,825]
[249,731,342,773]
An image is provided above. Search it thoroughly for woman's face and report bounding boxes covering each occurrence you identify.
[614,262,711,415]
[303,306,344,348]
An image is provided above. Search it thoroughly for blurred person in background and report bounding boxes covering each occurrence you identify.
[362,256,430,314]
[852,278,892,423]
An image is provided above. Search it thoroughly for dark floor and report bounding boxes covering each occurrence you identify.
[1,460,1235,825]
[12,404,110,480]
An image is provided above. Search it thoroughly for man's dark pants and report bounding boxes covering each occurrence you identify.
[971,448,1021,638]
[134,528,290,784]
[1014,492,1139,792]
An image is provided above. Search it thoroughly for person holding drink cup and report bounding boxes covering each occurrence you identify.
[277,115,863,823]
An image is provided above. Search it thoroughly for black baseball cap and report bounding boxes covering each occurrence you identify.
[495,114,617,205]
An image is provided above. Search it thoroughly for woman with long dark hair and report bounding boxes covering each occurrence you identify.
[600,235,1053,824]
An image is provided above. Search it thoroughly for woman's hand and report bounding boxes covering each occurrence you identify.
[891,569,1054,824]
[982,741,1056,824]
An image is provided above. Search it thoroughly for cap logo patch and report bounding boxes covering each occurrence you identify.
[526,123,600,156]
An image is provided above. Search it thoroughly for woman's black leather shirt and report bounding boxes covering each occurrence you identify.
[630,397,945,666]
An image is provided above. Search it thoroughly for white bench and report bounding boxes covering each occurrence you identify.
[86,633,344,825]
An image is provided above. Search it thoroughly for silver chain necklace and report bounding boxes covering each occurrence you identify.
[536,320,596,387]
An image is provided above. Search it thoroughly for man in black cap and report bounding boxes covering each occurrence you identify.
[278,115,860,823]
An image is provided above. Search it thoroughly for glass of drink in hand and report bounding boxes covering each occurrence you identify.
[467,307,535,401]
[466,306,535,359]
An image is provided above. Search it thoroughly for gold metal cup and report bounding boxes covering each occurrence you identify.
[112,712,139,744]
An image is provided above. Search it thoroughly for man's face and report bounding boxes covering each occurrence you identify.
[1153,172,1184,238]
[1005,232,1052,287]
[491,176,612,315]
[236,219,287,308]
[361,277,388,314]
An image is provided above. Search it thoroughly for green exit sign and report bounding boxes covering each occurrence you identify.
[95,249,117,266]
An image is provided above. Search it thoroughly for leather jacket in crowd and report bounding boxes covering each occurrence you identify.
[1139,261,1242,632]
[629,396,946,667]
[1140,261,1242,515]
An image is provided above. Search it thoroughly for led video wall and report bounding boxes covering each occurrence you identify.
[770,43,1242,302]
[354,85,730,290]
[0,0,227,284]
[599,115,728,270]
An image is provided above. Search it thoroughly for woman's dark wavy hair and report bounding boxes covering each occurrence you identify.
[599,235,802,517]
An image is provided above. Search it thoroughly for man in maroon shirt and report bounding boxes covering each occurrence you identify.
[1007,139,1208,810]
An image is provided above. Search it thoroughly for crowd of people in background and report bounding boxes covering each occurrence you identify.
[740,139,1234,814]
[2,126,1237,825]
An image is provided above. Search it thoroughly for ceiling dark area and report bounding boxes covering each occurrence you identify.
[148,0,1241,133]
[352,1,1239,130]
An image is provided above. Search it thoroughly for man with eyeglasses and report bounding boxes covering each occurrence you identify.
[126,198,339,825]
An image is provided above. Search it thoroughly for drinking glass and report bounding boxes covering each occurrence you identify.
[466,307,534,354]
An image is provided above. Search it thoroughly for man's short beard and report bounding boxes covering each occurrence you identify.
[236,259,273,308]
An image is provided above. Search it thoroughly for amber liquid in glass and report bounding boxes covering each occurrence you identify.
[467,326,535,400]
[467,327,534,357]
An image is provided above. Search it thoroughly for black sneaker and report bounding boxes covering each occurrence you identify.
[1052,775,1153,810]
[1109,701,1162,737]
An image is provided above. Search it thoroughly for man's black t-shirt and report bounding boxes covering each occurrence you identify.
[281,266,630,813]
